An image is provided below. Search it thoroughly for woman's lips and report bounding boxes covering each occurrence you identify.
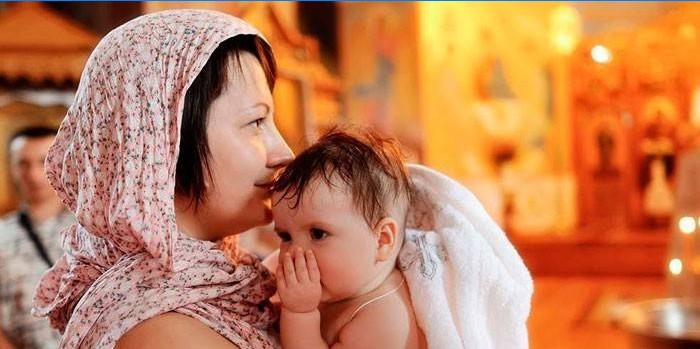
[254,180,274,191]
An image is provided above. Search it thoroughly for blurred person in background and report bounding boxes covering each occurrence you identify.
[0,126,73,349]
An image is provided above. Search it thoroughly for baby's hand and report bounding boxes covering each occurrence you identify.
[276,247,322,313]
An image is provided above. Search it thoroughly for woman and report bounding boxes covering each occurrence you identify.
[32,10,292,348]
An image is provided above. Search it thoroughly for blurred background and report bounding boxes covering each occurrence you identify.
[2,2,700,348]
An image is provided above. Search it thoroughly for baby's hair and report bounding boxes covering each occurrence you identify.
[272,127,412,229]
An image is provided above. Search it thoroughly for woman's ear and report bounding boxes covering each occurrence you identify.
[374,217,399,261]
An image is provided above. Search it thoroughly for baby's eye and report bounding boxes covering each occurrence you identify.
[276,232,291,242]
[310,228,328,241]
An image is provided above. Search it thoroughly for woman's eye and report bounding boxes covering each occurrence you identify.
[310,228,328,241]
[250,117,265,128]
[277,232,291,242]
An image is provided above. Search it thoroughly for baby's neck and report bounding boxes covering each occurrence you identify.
[348,265,397,303]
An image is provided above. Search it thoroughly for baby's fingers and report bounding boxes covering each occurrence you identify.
[276,263,286,292]
[306,250,321,283]
[282,252,298,286]
[294,247,311,283]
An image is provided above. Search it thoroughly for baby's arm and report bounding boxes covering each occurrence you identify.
[278,249,414,349]
[277,248,328,349]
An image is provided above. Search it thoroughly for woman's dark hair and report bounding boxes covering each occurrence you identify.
[176,34,277,209]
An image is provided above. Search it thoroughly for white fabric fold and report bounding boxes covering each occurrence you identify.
[399,164,533,349]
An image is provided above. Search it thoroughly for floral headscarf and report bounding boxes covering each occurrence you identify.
[33,10,278,348]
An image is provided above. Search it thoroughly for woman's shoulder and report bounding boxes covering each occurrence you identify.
[116,312,240,349]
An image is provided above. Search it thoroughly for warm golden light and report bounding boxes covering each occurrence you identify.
[670,258,683,275]
[679,22,696,40]
[550,5,582,55]
[691,257,700,274]
[591,45,612,64]
[679,216,697,234]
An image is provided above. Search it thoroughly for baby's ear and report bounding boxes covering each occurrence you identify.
[374,217,399,261]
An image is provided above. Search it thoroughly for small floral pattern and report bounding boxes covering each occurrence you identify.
[32,10,279,349]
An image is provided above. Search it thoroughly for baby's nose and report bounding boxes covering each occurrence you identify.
[292,245,306,255]
[290,242,307,250]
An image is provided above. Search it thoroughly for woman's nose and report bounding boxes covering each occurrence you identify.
[267,127,293,169]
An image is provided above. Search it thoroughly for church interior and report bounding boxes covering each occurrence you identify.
[1,2,700,348]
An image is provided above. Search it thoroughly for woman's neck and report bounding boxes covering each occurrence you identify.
[174,196,210,240]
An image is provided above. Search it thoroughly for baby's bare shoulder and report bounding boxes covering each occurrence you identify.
[333,294,422,349]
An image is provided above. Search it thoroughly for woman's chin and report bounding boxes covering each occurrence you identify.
[261,201,273,224]
[242,202,273,230]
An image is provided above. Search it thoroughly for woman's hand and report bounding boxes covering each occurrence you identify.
[276,247,322,313]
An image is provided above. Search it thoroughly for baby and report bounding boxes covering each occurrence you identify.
[270,129,426,349]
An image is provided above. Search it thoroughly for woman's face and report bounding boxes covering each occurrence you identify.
[186,52,293,240]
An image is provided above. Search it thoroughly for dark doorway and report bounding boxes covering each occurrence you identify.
[298,2,338,74]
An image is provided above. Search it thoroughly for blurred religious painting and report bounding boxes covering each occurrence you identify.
[340,3,422,162]
[467,20,568,235]
[639,95,679,226]
[594,116,621,178]
[576,109,628,227]
[571,11,700,230]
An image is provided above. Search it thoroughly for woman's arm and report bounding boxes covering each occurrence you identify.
[115,312,240,349]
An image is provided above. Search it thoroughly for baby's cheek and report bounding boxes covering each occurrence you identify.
[312,254,332,283]
[316,257,347,287]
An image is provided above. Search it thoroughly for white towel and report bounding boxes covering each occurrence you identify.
[399,164,533,349]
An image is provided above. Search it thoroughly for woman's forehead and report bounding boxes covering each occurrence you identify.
[223,53,272,104]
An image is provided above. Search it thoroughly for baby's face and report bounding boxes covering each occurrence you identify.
[272,180,383,303]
